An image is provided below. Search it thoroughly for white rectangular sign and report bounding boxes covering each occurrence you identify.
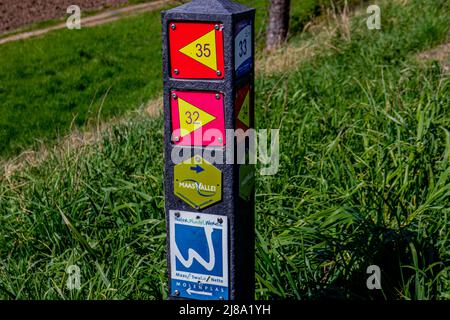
[235,20,252,77]
[169,210,228,300]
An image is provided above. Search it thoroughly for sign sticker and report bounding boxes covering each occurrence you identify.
[169,22,224,79]
[170,210,228,300]
[174,156,222,209]
[171,90,225,146]
[235,84,251,130]
[234,20,253,78]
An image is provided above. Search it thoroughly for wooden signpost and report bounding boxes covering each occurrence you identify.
[161,0,255,300]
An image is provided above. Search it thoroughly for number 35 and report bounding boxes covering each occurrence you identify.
[196,43,211,58]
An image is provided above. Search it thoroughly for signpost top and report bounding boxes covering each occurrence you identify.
[164,0,253,15]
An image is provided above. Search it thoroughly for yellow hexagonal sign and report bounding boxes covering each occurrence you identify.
[174,155,222,209]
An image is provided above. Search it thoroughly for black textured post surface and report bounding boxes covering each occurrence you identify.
[161,0,255,301]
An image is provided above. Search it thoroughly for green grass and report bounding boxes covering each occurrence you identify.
[0,115,167,299]
[254,0,450,299]
[1,0,449,300]
[0,8,166,157]
[0,0,331,158]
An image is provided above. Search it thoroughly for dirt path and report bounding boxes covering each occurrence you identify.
[0,0,175,45]
[417,42,450,74]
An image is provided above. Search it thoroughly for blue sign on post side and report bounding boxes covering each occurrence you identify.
[170,210,229,300]
[235,19,253,78]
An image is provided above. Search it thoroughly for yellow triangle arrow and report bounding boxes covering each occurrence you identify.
[179,98,216,137]
[238,91,250,127]
[179,29,217,71]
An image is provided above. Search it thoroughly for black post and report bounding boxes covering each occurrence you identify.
[161,0,255,300]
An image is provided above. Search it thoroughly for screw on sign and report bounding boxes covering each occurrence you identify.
[162,0,255,300]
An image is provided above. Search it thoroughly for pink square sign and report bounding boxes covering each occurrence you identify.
[171,90,225,147]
